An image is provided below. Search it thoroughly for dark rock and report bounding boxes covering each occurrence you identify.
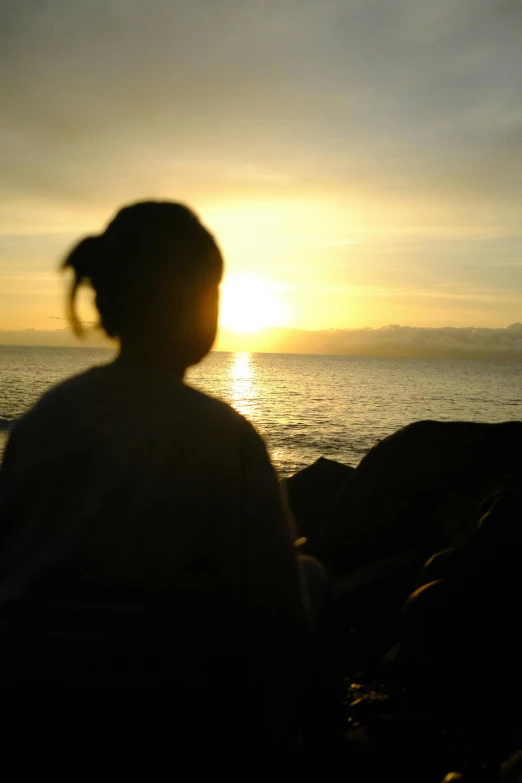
[283,457,355,555]
[498,752,522,783]
[395,486,522,729]
[320,421,522,575]
[338,481,522,777]
[416,481,522,593]
[415,548,458,589]
[333,550,422,672]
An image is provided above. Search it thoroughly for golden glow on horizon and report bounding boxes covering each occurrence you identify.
[219,275,288,334]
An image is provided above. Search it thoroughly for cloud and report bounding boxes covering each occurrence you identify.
[0,323,522,361]
[250,322,522,359]
[0,329,110,348]
[3,322,522,358]
[1,0,521,222]
[1,1,522,336]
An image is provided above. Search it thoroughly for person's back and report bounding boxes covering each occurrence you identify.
[0,201,307,755]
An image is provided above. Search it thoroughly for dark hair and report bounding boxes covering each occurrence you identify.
[62,201,223,338]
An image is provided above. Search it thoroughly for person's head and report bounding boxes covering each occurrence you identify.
[62,201,223,371]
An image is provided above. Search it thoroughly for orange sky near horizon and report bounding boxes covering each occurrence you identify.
[1,1,521,353]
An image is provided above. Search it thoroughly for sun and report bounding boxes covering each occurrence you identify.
[219,275,286,334]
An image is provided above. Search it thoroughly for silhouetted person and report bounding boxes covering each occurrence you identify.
[0,202,308,760]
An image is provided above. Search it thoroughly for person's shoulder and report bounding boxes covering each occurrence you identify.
[34,365,106,408]
[181,384,268,446]
[181,383,256,433]
[180,386,274,471]
[14,366,106,431]
[2,366,107,467]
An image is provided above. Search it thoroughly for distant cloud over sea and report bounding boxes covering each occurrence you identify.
[223,323,522,359]
[4,323,522,360]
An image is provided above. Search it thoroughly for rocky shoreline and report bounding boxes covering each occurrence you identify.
[285,420,522,780]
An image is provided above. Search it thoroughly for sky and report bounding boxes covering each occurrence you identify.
[1,0,521,355]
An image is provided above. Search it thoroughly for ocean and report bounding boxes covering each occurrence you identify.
[1,345,521,477]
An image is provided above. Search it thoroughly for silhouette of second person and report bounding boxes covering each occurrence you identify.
[0,202,309,753]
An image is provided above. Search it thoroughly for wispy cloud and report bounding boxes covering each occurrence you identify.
[1,0,521,219]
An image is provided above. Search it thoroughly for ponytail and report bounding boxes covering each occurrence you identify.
[61,236,102,336]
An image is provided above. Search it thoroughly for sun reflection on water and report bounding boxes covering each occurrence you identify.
[229,352,256,418]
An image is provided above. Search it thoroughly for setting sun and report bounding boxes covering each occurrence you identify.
[219,276,287,334]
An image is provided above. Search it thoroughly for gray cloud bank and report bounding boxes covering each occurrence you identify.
[0,329,110,348]
[254,323,522,359]
[3,323,522,360]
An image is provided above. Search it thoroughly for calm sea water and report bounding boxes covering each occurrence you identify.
[1,345,521,476]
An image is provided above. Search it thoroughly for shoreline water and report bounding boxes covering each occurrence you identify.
[1,345,521,475]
